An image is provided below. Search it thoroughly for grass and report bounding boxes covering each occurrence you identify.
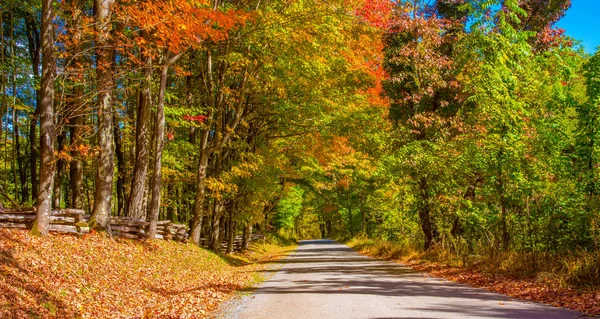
[0,229,296,319]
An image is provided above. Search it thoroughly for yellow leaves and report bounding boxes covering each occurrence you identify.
[205,177,238,199]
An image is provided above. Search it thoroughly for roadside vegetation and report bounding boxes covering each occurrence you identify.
[347,237,600,316]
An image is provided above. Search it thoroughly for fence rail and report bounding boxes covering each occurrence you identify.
[0,207,265,251]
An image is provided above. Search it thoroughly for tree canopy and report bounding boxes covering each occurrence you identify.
[1,0,598,285]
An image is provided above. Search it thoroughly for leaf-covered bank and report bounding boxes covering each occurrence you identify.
[347,237,600,316]
[0,229,295,318]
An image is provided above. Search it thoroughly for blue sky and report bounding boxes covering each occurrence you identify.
[556,0,600,53]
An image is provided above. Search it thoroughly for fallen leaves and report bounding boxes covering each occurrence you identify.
[404,260,600,316]
[0,229,292,318]
[349,239,600,316]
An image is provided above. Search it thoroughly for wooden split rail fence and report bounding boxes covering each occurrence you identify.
[110,217,189,242]
[0,207,267,250]
[200,233,266,250]
[0,207,89,234]
[0,207,189,243]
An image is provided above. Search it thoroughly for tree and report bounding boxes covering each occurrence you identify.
[32,0,56,236]
[90,0,116,232]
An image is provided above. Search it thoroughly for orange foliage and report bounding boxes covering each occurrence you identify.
[118,0,252,55]
[0,229,287,318]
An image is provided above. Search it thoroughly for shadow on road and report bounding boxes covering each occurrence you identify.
[244,239,583,319]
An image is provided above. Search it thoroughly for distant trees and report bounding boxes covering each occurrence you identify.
[269,0,599,276]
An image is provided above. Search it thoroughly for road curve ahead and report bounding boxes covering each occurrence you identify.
[232,239,583,319]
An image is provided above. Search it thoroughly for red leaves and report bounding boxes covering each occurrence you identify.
[354,0,393,29]
[405,260,600,316]
[183,114,208,123]
[118,0,253,55]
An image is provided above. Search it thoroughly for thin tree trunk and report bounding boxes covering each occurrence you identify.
[166,183,175,221]
[9,11,28,204]
[418,177,434,250]
[0,11,4,145]
[360,195,366,234]
[114,114,125,216]
[227,218,235,254]
[16,115,28,204]
[148,65,169,239]
[499,180,509,251]
[24,10,41,204]
[90,0,116,232]
[69,59,84,209]
[52,129,66,208]
[127,49,152,219]
[11,100,19,200]
[69,114,84,209]
[191,129,211,244]
[32,0,55,236]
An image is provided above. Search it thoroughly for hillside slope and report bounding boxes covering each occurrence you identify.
[0,229,292,318]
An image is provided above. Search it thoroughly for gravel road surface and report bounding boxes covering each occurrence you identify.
[226,239,585,319]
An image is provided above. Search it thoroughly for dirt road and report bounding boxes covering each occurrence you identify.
[227,239,584,319]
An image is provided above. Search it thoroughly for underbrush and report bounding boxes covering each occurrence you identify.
[347,236,600,315]
[267,231,298,247]
[348,237,600,289]
[346,237,414,260]
[0,229,295,319]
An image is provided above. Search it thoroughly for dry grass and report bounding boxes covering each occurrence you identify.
[347,237,600,316]
[0,229,295,319]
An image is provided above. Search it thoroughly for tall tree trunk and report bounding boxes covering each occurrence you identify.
[242,223,251,251]
[190,129,211,244]
[499,178,510,251]
[166,183,175,221]
[11,11,28,204]
[227,218,235,254]
[210,199,224,251]
[418,177,434,250]
[8,9,17,200]
[148,65,169,239]
[210,152,225,252]
[114,114,125,216]
[32,0,55,236]
[52,129,66,208]
[0,11,4,145]
[90,0,116,232]
[69,113,84,209]
[11,105,19,200]
[360,195,366,234]
[24,10,41,204]
[127,50,152,219]
[16,120,28,204]
[66,0,85,210]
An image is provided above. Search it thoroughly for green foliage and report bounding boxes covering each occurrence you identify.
[273,186,304,232]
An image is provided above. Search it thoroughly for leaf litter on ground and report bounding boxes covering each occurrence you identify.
[0,228,294,318]
[351,242,600,317]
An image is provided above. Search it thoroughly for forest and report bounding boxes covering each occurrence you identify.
[1,0,599,287]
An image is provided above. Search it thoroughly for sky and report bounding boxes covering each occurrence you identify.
[556,0,600,53]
